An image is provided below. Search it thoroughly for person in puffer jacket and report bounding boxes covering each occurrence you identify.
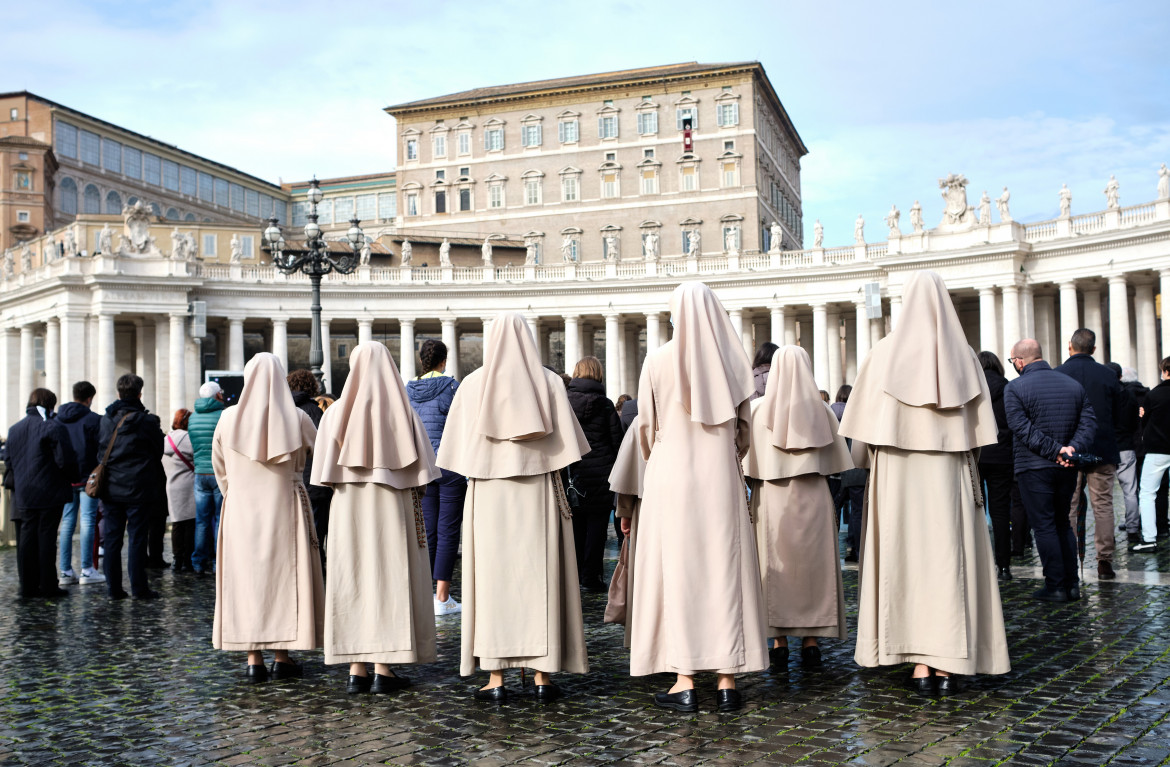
[406,339,467,616]
[188,382,226,575]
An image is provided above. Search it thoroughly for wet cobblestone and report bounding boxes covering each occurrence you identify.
[1,526,1168,766]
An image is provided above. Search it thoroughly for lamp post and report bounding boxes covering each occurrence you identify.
[265,177,364,392]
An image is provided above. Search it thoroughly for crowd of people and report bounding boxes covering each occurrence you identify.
[5,271,1170,712]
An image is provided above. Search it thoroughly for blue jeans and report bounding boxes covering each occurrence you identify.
[193,474,223,573]
[59,487,99,572]
[422,468,467,583]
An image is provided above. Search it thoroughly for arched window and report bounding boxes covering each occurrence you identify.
[126,196,138,206]
[184,212,196,222]
[165,207,179,220]
[104,191,122,214]
[58,177,78,215]
[83,184,101,214]
[149,202,162,217]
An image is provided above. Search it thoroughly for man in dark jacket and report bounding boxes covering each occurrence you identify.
[99,374,166,599]
[188,381,226,575]
[1135,357,1170,551]
[1055,328,1121,579]
[55,381,105,586]
[1004,339,1096,602]
[6,388,78,598]
[287,369,333,571]
[977,351,1016,580]
[1107,363,1142,542]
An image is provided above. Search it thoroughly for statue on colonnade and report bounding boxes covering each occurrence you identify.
[813,219,823,248]
[481,236,494,266]
[643,230,659,261]
[910,200,924,233]
[854,214,865,244]
[98,224,113,255]
[938,173,975,228]
[1104,175,1120,209]
[769,221,782,252]
[1158,164,1169,200]
[885,204,900,237]
[996,187,1012,222]
[1059,183,1072,217]
[405,239,417,266]
[978,191,992,224]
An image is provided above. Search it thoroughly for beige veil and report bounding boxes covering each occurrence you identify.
[608,415,646,498]
[222,352,305,464]
[669,282,755,425]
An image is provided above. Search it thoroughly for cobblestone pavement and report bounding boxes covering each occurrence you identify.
[1,517,1169,767]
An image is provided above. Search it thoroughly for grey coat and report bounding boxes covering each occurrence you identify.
[162,429,196,522]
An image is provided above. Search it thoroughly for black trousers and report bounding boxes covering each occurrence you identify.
[980,463,1014,568]
[572,503,611,583]
[1010,481,1032,554]
[843,484,865,554]
[1017,467,1080,591]
[102,502,150,597]
[147,505,168,564]
[15,507,63,597]
[171,519,195,571]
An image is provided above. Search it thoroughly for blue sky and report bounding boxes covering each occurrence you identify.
[6,0,1169,247]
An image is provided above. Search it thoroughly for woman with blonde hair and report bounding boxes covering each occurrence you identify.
[312,342,439,693]
[162,409,196,574]
[437,313,591,703]
[212,353,324,683]
[628,281,768,713]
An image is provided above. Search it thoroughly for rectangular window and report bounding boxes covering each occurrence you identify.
[162,159,180,191]
[101,138,121,172]
[485,128,504,151]
[144,152,161,185]
[602,172,617,198]
[318,199,333,224]
[459,166,470,177]
[435,169,445,180]
[17,210,30,223]
[274,200,287,223]
[333,196,353,222]
[524,178,541,205]
[10,108,17,120]
[198,172,214,202]
[598,115,618,139]
[214,177,229,206]
[292,201,307,226]
[457,132,471,155]
[522,124,542,147]
[180,165,197,197]
[260,194,273,218]
[405,139,418,160]
[80,130,100,164]
[644,148,655,159]
[637,112,658,135]
[406,193,418,216]
[240,235,254,259]
[433,134,447,157]
[562,175,579,202]
[641,169,658,195]
[682,229,693,254]
[230,182,245,212]
[676,107,698,130]
[459,188,471,211]
[558,120,579,143]
[55,121,78,159]
[123,147,141,179]
[435,190,447,214]
[724,139,735,151]
[378,192,396,220]
[489,184,503,208]
[681,165,697,191]
[722,161,738,187]
[717,102,739,126]
[355,193,376,222]
[202,234,217,257]
[245,189,259,217]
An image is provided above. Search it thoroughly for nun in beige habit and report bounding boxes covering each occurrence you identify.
[436,312,591,703]
[743,346,852,668]
[632,281,768,714]
[607,415,646,648]
[839,270,1010,697]
[212,353,324,683]
[310,342,440,694]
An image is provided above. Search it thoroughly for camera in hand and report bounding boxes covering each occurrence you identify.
[1065,450,1103,468]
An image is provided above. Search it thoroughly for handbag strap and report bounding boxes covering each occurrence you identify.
[99,412,134,467]
[167,433,194,473]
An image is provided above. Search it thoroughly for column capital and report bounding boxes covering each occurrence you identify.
[270,315,290,325]
[1059,280,1078,290]
[770,304,786,314]
[603,311,621,320]
[978,286,997,296]
[398,317,416,327]
[1108,273,1129,286]
[440,316,457,328]
[563,313,581,323]
[169,310,189,321]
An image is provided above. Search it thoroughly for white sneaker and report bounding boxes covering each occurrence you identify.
[79,568,106,585]
[434,596,462,616]
[58,569,78,586]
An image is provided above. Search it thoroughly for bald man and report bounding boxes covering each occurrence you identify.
[1003,339,1097,603]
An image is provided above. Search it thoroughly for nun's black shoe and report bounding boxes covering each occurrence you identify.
[534,683,563,703]
[769,646,789,668]
[911,675,936,697]
[246,664,269,684]
[936,675,961,697]
[654,689,698,713]
[270,660,303,679]
[801,645,823,668]
[371,673,411,693]
[716,689,742,712]
[346,674,372,694]
[474,685,508,702]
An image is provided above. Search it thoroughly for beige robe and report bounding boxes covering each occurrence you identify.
[609,420,646,648]
[211,408,325,651]
[854,445,1010,675]
[631,345,768,676]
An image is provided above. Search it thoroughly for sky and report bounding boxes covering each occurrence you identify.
[5,0,1169,247]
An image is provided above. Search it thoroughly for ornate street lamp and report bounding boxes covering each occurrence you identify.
[264,176,365,392]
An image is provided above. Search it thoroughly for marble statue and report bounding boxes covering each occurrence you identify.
[525,241,538,265]
[481,236,493,266]
[171,227,187,260]
[406,239,418,266]
[1059,184,1072,217]
[1104,175,1120,209]
[687,229,701,257]
[121,200,158,254]
[643,230,659,260]
[938,173,975,227]
[3,250,12,279]
[978,191,992,224]
[769,221,782,252]
[186,232,198,260]
[910,200,924,233]
[854,214,865,245]
[813,219,823,248]
[359,239,371,266]
[230,234,243,263]
[1159,164,1170,200]
[63,229,77,258]
[21,244,32,272]
[885,204,901,236]
[997,187,1012,222]
[98,224,113,255]
[724,227,738,254]
[604,234,619,261]
[560,235,575,262]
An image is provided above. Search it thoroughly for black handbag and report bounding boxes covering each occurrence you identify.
[565,465,585,509]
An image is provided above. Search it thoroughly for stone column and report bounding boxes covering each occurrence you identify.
[169,313,187,414]
[1022,285,1036,340]
[770,306,785,347]
[441,318,459,380]
[1108,274,1132,368]
[398,319,415,381]
[525,316,540,353]
[622,322,638,395]
[59,314,86,402]
[154,316,169,410]
[228,316,245,371]
[604,313,621,400]
[319,319,333,393]
[19,324,35,403]
[1083,288,1103,362]
[1035,295,1056,364]
[1162,269,1170,361]
[644,312,660,356]
[826,310,842,393]
[812,303,829,389]
[97,315,116,406]
[854,299,871,369]
[740,311,754,356]
[3,328,20,429]
[728,309,744,353]
[889,296,902,330]
[357,318,373,347]
[784,314,796,346]
[563,315,580,369]
[616,318,629,395]
[45,318,60,399]
[271,317,289,371]
[1002,284,1021,361]
[1134,281,1158,385]
[979,287,998,357]
[1058,281,1079,353]
[540,325,552,364]
[845,314,858,384]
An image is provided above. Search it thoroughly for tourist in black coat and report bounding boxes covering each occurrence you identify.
[977,352,1017,578]
[288,369,333,574]
[565,356,624,591]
